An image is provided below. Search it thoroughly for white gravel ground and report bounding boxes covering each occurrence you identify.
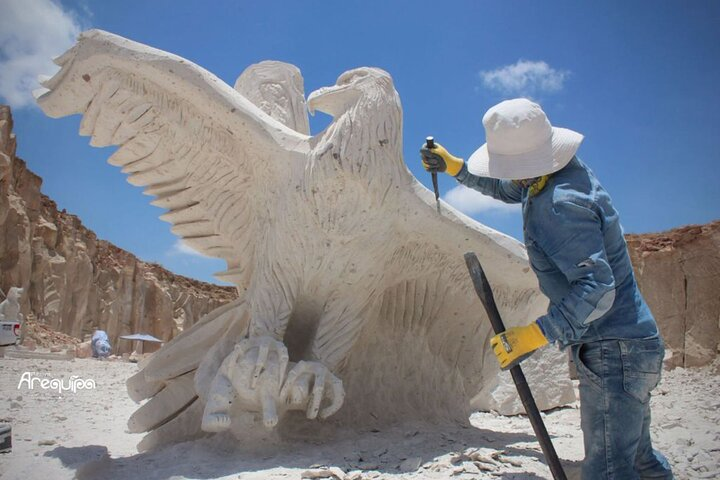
[0,355,718,479]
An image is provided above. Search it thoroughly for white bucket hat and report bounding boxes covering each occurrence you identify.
[468,98,584,180]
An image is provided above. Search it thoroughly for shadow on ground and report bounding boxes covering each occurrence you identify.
[46,421,582,480]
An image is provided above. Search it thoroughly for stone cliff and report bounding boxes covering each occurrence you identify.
[627,222,720,368]
[0,105,237,354]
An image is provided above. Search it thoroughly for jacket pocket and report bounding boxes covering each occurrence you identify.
[619,337,663,403]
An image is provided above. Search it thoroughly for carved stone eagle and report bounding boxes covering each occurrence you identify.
[37,30,572,451]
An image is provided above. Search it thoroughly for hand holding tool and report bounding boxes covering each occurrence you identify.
[491,322,549,370]
[420,137,464,176]
[464,252,567,480]
[421,137,465,213]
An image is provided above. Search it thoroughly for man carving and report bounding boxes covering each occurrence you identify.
[421,98,673,480]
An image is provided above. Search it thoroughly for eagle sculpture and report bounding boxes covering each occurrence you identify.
[37,30,573,451]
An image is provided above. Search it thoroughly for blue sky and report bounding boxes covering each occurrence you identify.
[1,0,718,285]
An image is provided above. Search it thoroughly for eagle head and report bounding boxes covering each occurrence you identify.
[307,67,397,118]
[306,67,404,188]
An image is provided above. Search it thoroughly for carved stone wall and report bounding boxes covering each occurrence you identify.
[0,105,237,353]
[627,222,720,368]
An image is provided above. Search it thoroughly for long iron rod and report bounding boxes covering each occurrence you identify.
[464,252,568,480]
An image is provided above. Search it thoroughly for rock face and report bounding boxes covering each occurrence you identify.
[627,222,720,368]
[0,105,237,354]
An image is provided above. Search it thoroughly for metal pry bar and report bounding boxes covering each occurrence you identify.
[464,252,568,480]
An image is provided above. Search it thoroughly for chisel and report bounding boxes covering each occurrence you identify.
[425,136,441,213]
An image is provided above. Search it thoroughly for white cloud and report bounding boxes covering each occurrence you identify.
[0,0,84,108]
[169,239,211,258]
[443,185,521,216]
[480,60,569,98]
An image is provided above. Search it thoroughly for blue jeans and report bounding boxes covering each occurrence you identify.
[571,338,674,479]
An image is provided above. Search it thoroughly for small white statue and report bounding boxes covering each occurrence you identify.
[0,287,23,323]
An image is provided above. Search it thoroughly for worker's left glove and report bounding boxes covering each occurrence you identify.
[420,142,464,177]
[490,322,549,370]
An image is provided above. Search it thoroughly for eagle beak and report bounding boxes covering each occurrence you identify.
[307,84,359,118]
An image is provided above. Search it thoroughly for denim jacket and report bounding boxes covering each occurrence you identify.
[455,157,659,347]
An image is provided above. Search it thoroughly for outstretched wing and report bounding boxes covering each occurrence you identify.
[36,29,311,288]
[337,172,567,422]
[36,29,312,450]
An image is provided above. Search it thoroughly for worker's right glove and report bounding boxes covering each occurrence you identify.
[490,322,549,370]
[420,142,464,177]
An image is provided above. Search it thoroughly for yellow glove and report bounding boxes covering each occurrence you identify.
[419,142,464,177]
[490,322,549,370]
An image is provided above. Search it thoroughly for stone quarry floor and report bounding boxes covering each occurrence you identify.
[0,356,718,480]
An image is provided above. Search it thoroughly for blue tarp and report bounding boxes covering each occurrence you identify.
[91,330,111,357]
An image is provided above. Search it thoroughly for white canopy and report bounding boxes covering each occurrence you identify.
[119,333,163,343]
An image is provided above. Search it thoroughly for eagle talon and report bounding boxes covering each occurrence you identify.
[201,413,232,432]
[281,360,345,420]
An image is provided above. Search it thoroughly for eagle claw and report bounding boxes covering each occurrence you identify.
[281,360,345,420]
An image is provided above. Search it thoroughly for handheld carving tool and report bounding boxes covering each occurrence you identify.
[464,252,568,480]
[425,136,441,213]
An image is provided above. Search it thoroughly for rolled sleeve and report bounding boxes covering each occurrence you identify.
[535,201,617,344]
[455,163,522,203]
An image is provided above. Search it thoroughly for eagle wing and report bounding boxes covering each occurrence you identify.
[36,29,312,449]
[37,29,310,288]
